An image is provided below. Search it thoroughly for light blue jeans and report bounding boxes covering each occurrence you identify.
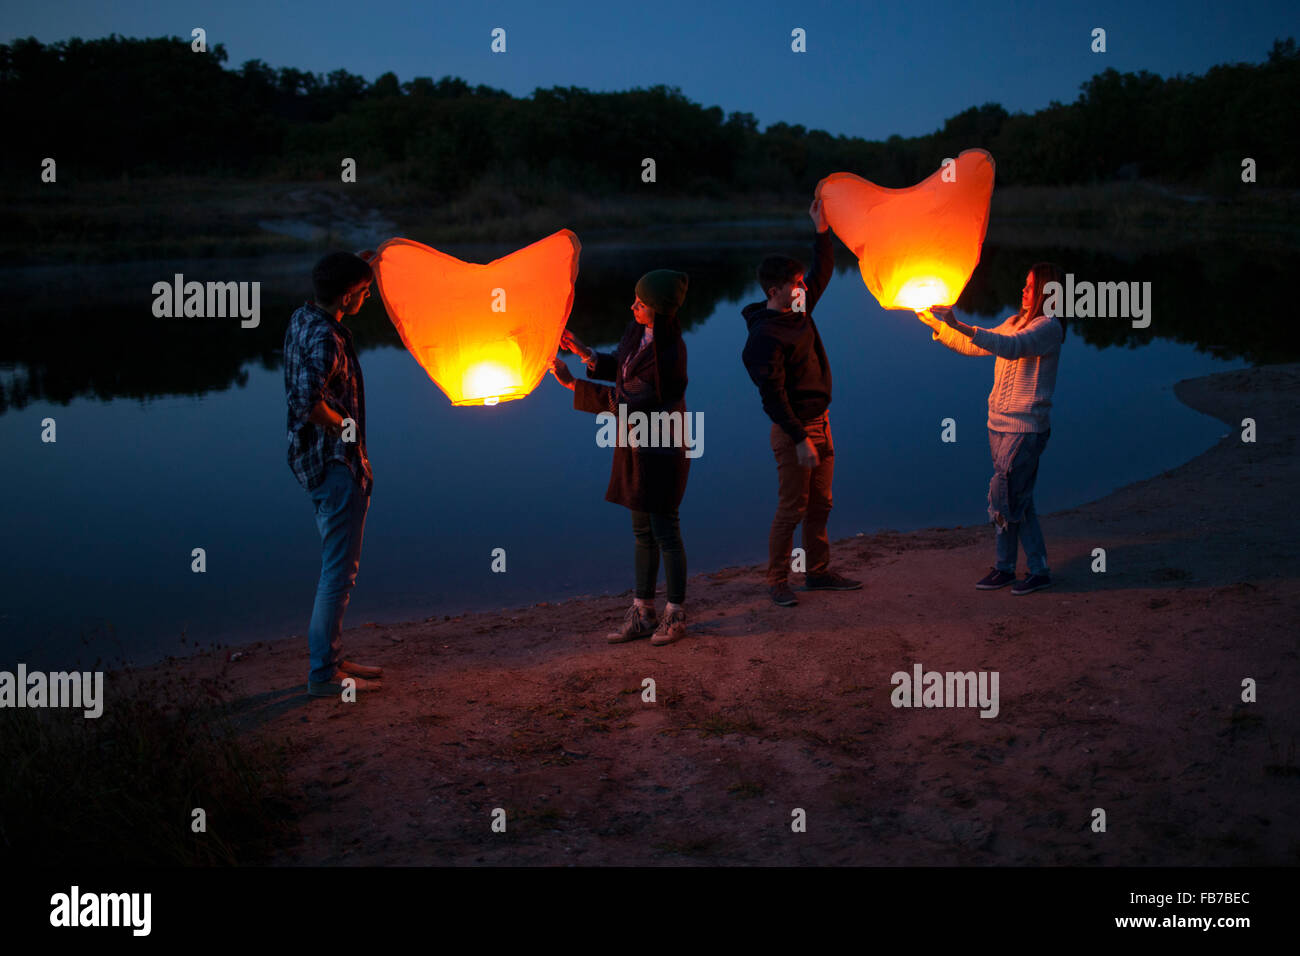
[988,429,1050,576]
[307,462,369,684]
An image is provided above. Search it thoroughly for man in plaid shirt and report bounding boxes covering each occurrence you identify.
[285,251,384,697]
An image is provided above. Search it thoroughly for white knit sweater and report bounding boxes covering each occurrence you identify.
[932,314,1064,433]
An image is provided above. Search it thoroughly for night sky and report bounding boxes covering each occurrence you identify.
[5,0,1295,140]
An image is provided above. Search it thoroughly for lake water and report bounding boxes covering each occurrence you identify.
[1,238,1279,670]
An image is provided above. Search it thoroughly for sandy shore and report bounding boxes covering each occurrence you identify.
[165,363,1300,865]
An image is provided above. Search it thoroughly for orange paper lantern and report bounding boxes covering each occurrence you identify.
[816,149,995,311]
[372,230,581,406]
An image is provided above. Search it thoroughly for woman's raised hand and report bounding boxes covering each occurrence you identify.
[930,305,960,329]
[916,309,942,331]
[550,356,576,390]
[560,329,591,361]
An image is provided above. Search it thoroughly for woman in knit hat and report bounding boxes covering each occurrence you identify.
[551,270,692,645]
[916,262,1066,595]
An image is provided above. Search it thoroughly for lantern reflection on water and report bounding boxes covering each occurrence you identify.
[816,149,995,312]
[373,230,581,406]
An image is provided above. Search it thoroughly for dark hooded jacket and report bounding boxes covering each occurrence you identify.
[741,229,835,443]
[573,311,689,513]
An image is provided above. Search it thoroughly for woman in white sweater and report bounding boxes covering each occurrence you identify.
[918,262,1066,595]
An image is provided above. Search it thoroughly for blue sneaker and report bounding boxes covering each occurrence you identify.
[1011,573,1052,596]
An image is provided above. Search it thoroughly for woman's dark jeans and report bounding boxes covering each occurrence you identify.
[631,509,686,604]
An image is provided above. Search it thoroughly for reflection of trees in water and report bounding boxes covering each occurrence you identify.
[0,295,404,415]
[962,243,1294,363]
[567,246,769,346]
[0,247,772,412]
[3,241,1295,413]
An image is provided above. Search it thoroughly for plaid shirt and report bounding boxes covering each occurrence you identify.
[284,302,372,494]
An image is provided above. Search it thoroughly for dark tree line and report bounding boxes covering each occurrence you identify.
[2,34,1297,191]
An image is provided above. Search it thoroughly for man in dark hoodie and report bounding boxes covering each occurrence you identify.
[742,198,861,606]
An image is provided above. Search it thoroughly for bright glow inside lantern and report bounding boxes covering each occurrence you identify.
[372,231,581,406]
[816,149,995,312]
[458,340,525,404]
[894,276,953,312]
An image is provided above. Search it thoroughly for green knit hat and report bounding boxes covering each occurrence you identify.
[635,270,689,316]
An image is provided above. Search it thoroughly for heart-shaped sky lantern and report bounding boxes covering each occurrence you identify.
[816,149,995,312]
[372,230,581,406]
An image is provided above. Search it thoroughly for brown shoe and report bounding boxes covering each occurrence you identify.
[608,604,657,644]
[650,608,686,646]
[339,660,383,678]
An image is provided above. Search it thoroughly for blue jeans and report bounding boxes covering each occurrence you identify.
[988,429,1050,576]
[307,462,369,684]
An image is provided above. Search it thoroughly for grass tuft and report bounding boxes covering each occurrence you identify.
[0,666,298,865]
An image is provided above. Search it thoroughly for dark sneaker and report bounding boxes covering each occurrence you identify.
[608,604,657,643]
[1011,573,1052,596]
[769,584,799,607]
[804,572,862,591]
[650,608,686,646]
[308,672,381,697]
[975,568,1016,590]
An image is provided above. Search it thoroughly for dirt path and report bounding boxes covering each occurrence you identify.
[170,364,1300,865]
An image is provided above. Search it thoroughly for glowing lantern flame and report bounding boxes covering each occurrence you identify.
[816,149,995,312]
[895,277,953,312]
[459,341,524,404]
[373,230,581,406]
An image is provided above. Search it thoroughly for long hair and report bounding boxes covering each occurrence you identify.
[1019,261,1066,337]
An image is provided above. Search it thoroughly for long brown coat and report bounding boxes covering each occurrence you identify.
[573,313,690,514]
